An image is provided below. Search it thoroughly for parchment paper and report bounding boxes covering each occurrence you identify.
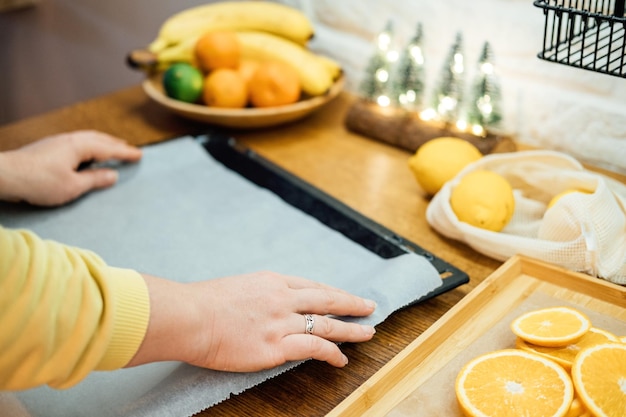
[0,136,442,417]
[386,291,626,417]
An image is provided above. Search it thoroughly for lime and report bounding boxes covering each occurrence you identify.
[162,63,203,103]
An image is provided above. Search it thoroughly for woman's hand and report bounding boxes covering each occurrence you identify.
[128,271,377,371]
[0,130,142,206]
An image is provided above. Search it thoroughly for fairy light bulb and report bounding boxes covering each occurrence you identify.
[410,45,424,65]
[377,30,392,51]
[358,20,396,103]
[376,68,389,82]
[429,32,465,123]
[453,52,464,74]
[377,95,391,107]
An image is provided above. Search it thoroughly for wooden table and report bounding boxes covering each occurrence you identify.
[1,87,618,416]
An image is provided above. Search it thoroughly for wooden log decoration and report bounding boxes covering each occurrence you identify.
[344,99,516,155]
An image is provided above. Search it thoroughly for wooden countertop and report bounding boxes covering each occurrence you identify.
[1,87,619,416]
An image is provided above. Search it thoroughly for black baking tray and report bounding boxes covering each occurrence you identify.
[197,131,469,303]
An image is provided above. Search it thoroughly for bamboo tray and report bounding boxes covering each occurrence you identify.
[327,255,626,416]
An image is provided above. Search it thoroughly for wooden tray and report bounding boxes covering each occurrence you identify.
[327,255,626,416]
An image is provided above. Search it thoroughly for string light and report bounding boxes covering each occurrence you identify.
[377,95,391,107]
[465,41,502,133]
[358,20,396,102]
[376,68,389,83]
[377,28,392,51]
[452,52,464,74]
[429,32,465,124]
[389,22,425,111]
[410,45,424,65]
[419,108,437,121]
[360,25,502,140]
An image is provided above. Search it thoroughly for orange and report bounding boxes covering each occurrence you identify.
[516,327,619,372]
[202,68,248,108]
[571,342,626,417]
[455,349,574,417]
[194,31,240,72]
[248,61,301,107]
[511,306,591,347]
[237,59,260,86]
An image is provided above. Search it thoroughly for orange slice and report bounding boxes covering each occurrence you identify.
[565,397,585,417]
[511,306,591,347]
[455,349,574,417]
[516,327,619,371]
[571,342,626,417]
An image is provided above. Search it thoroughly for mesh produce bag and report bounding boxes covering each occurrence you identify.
[427,150,626,284]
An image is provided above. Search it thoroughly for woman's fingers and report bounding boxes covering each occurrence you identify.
[280,334,350,368]
[74,168,120,193]
[68,131,142,198]
[276,313,375,368]
[293,287,377,318]
[294,313,375,342]
[71,131,142,164]
[277,273,376,317]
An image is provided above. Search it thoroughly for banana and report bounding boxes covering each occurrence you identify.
[149,1,314,53]
[156,35,197,65]
[315,54,343,81]
[236,31,335,96]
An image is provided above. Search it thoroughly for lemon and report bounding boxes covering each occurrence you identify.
[547,189,592,209]
[162,62,204,103]
[408,137,483,196]
[450,170,515,232]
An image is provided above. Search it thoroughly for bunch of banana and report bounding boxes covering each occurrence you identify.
[131,1,343,96]
[148,1,314,53]
[153,30,341,96]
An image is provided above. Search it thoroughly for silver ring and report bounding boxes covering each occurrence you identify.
[304,314,315,334]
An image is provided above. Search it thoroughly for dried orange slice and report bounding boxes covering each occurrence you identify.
[511,306,591,347]
[516,327,619,371]
[571,342,626,417]
[455,349,574,417]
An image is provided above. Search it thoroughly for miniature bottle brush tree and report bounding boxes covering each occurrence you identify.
[345,22,514,155]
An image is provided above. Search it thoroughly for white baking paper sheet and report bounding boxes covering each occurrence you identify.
[0,136,442,417]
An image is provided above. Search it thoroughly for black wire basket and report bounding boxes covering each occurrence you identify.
[534,0,626,77]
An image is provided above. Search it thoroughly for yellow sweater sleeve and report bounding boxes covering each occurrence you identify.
[0,225,150,390]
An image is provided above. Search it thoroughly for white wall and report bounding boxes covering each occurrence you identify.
[279,0,626,174]
[1,0,625,174]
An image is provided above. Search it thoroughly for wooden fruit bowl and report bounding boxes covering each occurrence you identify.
[142,72,344,129]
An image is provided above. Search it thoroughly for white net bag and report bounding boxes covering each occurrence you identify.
[426,150,626,285]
